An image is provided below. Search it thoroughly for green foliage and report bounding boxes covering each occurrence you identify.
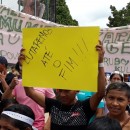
[107,2,130,27]
[43,0,78,26]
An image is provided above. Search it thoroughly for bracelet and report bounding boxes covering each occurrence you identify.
[99,63,104,67]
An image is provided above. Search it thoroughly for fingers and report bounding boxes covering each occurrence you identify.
[20,48,25,53]
[9,77,19,89]
[18,48,26,66]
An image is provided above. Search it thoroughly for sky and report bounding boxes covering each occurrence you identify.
[2,0,130,28]
[65,0,130,28]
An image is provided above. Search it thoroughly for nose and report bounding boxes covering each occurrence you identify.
[60,91,66,97]
[112,100,119,106]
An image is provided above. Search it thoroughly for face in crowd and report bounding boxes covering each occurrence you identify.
[109,71,124,83]
[56,89,79,105]
[105,82,130,117]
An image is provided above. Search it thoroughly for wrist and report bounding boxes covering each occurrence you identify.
[98,62,104,68]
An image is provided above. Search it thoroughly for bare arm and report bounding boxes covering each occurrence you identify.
[24,87,45,108]
[2,77,18,100]
[95,108,104,117]
[90,41,106,110]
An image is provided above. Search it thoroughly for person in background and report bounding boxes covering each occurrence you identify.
[87,116,122,130]
[0,56,15,101]
[0,104,37,130]
[124,74,130,82]
[109,71,124,83]
[105,82,130,130]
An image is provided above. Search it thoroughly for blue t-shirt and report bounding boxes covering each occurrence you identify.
[76,91,104,123]
[76,91,104,108]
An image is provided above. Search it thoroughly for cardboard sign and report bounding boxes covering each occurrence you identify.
[22,27,99,91]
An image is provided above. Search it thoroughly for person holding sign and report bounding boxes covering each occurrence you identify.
[21,41,105,130]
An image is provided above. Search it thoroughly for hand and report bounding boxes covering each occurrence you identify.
[0,71,6,83]
[18,48,25,66]
[96,40,105,63]
[9,77,19,89]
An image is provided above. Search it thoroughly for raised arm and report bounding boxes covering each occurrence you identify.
[0,71,8,91]
[24,87,46,108]
[2,77,18,100]
[90,41,106,110]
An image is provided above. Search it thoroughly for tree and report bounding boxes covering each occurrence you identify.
[43,0,78,26]
[107,3,130,27]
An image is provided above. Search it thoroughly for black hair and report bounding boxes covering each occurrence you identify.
[110,72,123,82]
[0,104,35,130]
[87,116,122,130]
[0,98,18,113]
[15,62,20,72]
[0,56,8,68]
[106,82,130,99]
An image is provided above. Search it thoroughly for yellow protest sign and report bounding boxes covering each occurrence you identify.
[22,27,99,91]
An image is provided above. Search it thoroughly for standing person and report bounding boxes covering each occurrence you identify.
[22,42,106,130]
[87,116,122,130]
[0,56,15,101]
[105,82,130,130]
[0,104,37,130]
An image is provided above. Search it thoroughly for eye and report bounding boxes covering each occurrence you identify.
[117,98,124,102]
[108,96,114,100]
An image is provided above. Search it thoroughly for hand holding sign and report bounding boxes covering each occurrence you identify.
[22,27,100,91]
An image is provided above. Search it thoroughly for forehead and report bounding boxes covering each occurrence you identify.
[112,74,121,78]
[106,89,128,97]
[56,89,76,92]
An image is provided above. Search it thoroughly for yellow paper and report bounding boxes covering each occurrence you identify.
[22,27,99,91]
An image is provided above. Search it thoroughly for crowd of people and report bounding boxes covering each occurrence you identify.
[0,41,130,130]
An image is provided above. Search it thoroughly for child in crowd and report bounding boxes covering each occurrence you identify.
[87,116,122,130]
[104,71,124,115]
[105,82,130,130]
[0,104,37,130]
[22,42,106,130]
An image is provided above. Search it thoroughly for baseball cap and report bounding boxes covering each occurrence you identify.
[0,56,8,68]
